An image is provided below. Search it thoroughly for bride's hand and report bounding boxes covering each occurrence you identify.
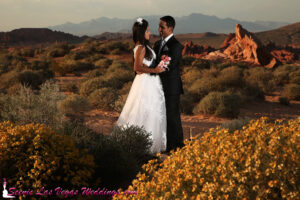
[154,66,165,73]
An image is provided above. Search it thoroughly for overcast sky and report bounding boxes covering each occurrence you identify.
[0,0,299,32]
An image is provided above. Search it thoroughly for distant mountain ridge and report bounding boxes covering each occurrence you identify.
[48,13,288,36]
[256,22,300,46]
[0,28,88,46]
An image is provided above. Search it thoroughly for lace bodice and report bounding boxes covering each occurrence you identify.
[133,45,156,67]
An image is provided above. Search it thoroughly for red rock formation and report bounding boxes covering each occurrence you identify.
[222,24,279,68]
[182,41,215,57]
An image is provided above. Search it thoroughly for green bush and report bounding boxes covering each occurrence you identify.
[79,77,108,96]
[289,70,300,85]
[181,56,196,66]
[111,125,153,162]
[283,84,300,100]
[244,67,275,94]
[57,94,90,116]
[20,48,35,57]
[88,87,120,111]
[94,58,112,68]
[47,48,69,57]
[180,91,197,115]
[119,81,132,95]
[60,82,78,93]
[273,64,299,85]
[0,70,20,93]
[0,53,13,75]
[279,96,290,105]
[219,117,252,133]
[182,67,202,86]
[111,48,123,55]
[83,68,105,79]
[18,70,43,89]
[217,66,244,90]
[193,91,241,118]
[61,122,152,189]
[103,68,135,89]
[0,81,65,130]
[191,58,210,69]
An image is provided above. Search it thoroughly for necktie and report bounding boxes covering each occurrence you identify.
[158,39,165,56]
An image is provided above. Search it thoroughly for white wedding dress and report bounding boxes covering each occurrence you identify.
[116,45,167,155]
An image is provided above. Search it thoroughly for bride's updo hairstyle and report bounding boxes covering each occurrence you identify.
[132,18,153,61]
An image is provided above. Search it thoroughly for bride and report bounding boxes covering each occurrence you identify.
[116,18,167,155]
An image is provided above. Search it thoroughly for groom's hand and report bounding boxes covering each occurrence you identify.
[136,71,143,75]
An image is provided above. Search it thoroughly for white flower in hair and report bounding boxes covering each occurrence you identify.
[136,18,143,25]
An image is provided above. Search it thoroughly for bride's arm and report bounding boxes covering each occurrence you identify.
[134,46,165,74]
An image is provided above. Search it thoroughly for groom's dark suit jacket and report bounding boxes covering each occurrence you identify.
[152,35,184,95]
[151,35,184,151]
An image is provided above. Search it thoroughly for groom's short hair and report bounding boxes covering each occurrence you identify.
[160,16,175,29]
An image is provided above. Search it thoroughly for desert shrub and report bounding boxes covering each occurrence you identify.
[47,48,69,57]
[111,48,123,55]
[103,69,135,89]
[279,96,290,105]
[46,43,71,58]
[211,61,247,71]
[66,49,92,60]
[20,48,35,57]
[181,56,196,66]
[191,58,210,69]
[62,122,152,188]
[180,91,196,115]
[27,60,49,71]
[107,60,131,72]
[283,84,300,100]
[188,77,215,102]
[60,82,78,93]
[289,70,300,85]
[0,53,13,75]
[216,66,244,90]
[0,81,65,130]
[219,117,252,133]
[0,122,95,195]
[119,81,132,95]
[101,41,130,52]
[59,59,93,74]
[243,84,265,101]
[49,60,66,75]
[244,67,276,94]
[88,87,119,111]
[193,91,241,118]
[182,67,202,87]
[111,125,153,162]
[114,94,128,112]
[57,94,90,116]
[114,117,300,200]
[79,77,108,96]
[18,70,43,89]
[83,68,105,79]
[273,64,299,85]
[94,58,112,68]
[0,70,20,93]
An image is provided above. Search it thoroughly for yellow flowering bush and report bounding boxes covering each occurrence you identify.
[0,122,95,198]
[113,117,300,200]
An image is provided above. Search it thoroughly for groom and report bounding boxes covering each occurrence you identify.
[153,15,184,153]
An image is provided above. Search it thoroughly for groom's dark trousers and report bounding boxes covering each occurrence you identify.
[152,35,184,152]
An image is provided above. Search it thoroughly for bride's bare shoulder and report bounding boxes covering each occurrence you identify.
[135,45,146,55]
